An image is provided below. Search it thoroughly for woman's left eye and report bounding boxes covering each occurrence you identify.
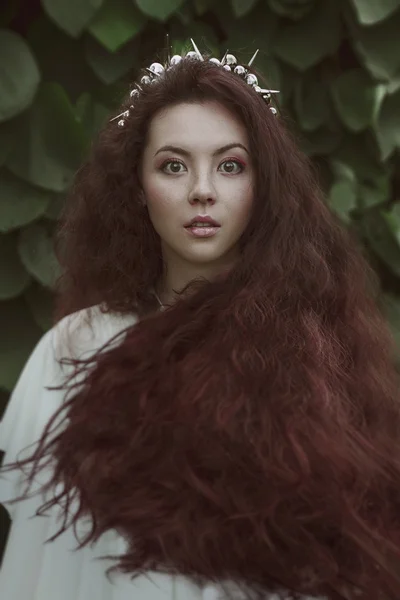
[219,160,245,174]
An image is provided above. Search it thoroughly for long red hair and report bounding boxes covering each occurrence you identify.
[3,56,400,600]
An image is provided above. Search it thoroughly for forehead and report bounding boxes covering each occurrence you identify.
[145,101,249,150]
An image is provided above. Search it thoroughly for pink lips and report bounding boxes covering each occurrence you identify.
[185,226,219,238]
[184,215,221,227]
[184,215,221,238]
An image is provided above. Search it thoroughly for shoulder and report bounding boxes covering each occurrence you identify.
[48,304,139,363]
[0,305,138,469]
[9,304,138,396]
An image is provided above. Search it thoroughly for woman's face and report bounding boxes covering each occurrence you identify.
[140,100,254,271]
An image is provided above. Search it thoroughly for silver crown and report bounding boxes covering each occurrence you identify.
[111,39,280,128]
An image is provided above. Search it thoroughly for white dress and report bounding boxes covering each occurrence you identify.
[0,305,250,600]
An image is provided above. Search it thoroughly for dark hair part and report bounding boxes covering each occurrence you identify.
[4,55,400,600]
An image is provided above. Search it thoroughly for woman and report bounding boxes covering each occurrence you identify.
[1,42,400,600]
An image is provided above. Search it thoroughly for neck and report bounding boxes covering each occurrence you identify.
[156,245,238,306]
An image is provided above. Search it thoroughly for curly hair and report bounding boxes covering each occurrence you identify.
[3,55,400,600]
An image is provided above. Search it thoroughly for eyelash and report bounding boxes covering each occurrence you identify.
[160,157,246,175]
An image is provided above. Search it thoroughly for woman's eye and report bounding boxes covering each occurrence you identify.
[219,160,244,174]
[161,159,244,175]
[161,160,185,174]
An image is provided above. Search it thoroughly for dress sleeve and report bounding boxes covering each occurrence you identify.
[0,326,65,519]
[0,305,138,518]
[0,309,209,600]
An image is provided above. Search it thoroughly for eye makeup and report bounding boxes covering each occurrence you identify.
[158,157,247,174]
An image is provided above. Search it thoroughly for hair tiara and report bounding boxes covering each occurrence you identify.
[111,38,280,128]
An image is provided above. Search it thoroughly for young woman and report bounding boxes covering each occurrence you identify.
[1,42,400,600]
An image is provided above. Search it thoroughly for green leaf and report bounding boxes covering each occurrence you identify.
[273,0,342,70]
[175,2,196,24]
[358,177,391,208]
[231,0,258,18]
[0,29,40,122]
[330,69,386,132]
[361,208,400,277]
[268,0,315,20]
[329,159,390,211]
[75,93,110,138]
[330,160,357,184]
[0,0,21,28]
[300,127,343,156]
[0,297,43,391]
[0,169,52,232]
[43,194,65,221]
[375,90,400,160]
[224,2,278,55]
[350,0,400,25]
[0,120,16,166]
[27,16,99,101]
[329,179,357,223]
[294,72,332,131]
[387,74,400,95]
[0,233,31,300]
[333,134,384,182]
[85,36,138,84]
[41,0,104,37]
[135,0,185,21]
[193,0,213,15]
[277,62,300,105]
[350,9,400,80]
[382,205,400,247]
[25,281,54,332]
[88,0,146,52]
[18,222,61,288]
[6,83,87,192]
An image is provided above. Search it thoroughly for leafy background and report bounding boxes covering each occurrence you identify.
[1,0,400,560]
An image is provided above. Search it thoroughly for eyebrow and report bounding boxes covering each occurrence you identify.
[154,143,249,158]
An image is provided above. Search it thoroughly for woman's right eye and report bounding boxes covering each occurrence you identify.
[161,160,186,174]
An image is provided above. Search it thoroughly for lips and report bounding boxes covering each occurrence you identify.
[184,216,221,228]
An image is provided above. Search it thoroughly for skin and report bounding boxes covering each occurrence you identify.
[140,100,254,306]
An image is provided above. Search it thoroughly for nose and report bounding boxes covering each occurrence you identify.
[188,174,216,206]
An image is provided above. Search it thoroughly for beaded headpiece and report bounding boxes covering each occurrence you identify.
[111,38,279,128]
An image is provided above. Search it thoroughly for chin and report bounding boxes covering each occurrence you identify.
[182,250,227,264]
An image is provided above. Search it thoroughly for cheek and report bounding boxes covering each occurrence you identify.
[144,179,181,228]
[230,183,254,226]
[144,177,164,206]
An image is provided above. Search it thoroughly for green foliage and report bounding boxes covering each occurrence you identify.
[0,170,52,232]
[350,0,400,25]
[268,0,315,21]
[0,30,40,121]
[273,1,342,71]
[0,298,43,391]
[231,0,258,18]
[6,83,88,191]
[0,0,400,391]
[330,69,385,132]
[41,0,105,37]
[136,0,186,21]
[348,8,400,80]
[0,233,31,300]
[18,222,61,289]
[88,0,147,52]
